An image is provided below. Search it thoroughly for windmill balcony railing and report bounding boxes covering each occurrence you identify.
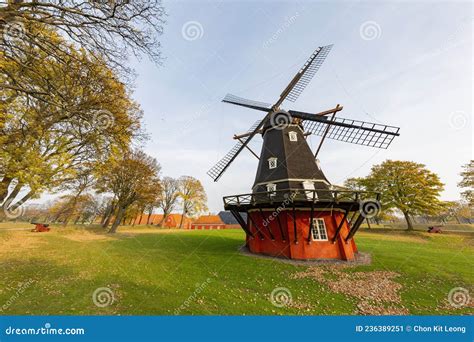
[223,188,380,208]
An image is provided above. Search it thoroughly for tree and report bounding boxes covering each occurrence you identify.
[55,172,95,226]
[458,160,473,206]
[177,176,207,229]
[0,24,142,214]
[96,150,161,233]
[343,177,366,191]
[0,0,165,81]
[362,160,444,230]
[157,177,180,227]
[436,201,472,224]
[49,193,94,225]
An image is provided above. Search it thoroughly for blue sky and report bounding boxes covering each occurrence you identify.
[129,0,472,213]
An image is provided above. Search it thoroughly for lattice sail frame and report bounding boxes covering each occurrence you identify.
[302,117,400,149]
[285,44,333,103]
[222,94,271,111]
[207,120,262,181]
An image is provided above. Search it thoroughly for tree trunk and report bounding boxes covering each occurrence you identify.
[74,214,81,224]
[179,210,185,229]
[147,212,152,225]
[89,215,97,225]
[158,212,169,227]
[7,190,34,212]
[100,206,110,225]
[102,204,116,228]
[109,206,125,233]
[0,181,23,210]
[0,177,13,203]
[403,211,414,231]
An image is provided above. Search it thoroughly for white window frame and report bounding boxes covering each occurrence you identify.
[268,157,277,169]
[311,218,328,241]
[266,183,277,197]
[288,131,298,142]
[302,181,317,200]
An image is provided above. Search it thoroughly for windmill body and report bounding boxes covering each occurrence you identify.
[208,45,400,261]
[252,121,330,194]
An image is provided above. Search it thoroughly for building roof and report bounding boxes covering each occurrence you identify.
[192,215,224,225]
[253,124,330,191]
[218,211,247,224]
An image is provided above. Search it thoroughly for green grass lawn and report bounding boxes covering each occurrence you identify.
[0,223,472,315]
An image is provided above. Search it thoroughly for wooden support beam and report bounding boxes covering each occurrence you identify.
[236,137,260,159]
[248,213,265,240]
[314,106,340,158]
[345,213,365,242]
[292,204,298,244]
[234,130,263,140]
[275,205,285,242]
[348,210,357,227]
[259,208,275,240]
[230,210,253,237]
[307,193,316,243]
[332,209,349,244]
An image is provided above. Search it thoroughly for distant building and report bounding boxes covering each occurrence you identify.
[190,215,225,230]
[190,211,243,230]
[218,211,246,228]
[132,213,192,229]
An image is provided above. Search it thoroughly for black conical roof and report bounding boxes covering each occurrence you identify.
[252,123,331,194]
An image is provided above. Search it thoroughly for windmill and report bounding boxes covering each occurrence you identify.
[207,44,400,261]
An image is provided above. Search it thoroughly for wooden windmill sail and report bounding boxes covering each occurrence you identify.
[207,45,399,183]
[207,44,400,261]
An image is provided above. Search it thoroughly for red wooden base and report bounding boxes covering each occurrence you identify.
[246,209,357,261]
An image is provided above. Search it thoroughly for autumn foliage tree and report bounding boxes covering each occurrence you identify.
[1,0,165,216]
[177,176,207,229]
[458,160,473,206]
[0,24,142,216]
[96,150,161,233]
[0,0,165,79]
[156,177,180,227]
[362,160,444,230]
